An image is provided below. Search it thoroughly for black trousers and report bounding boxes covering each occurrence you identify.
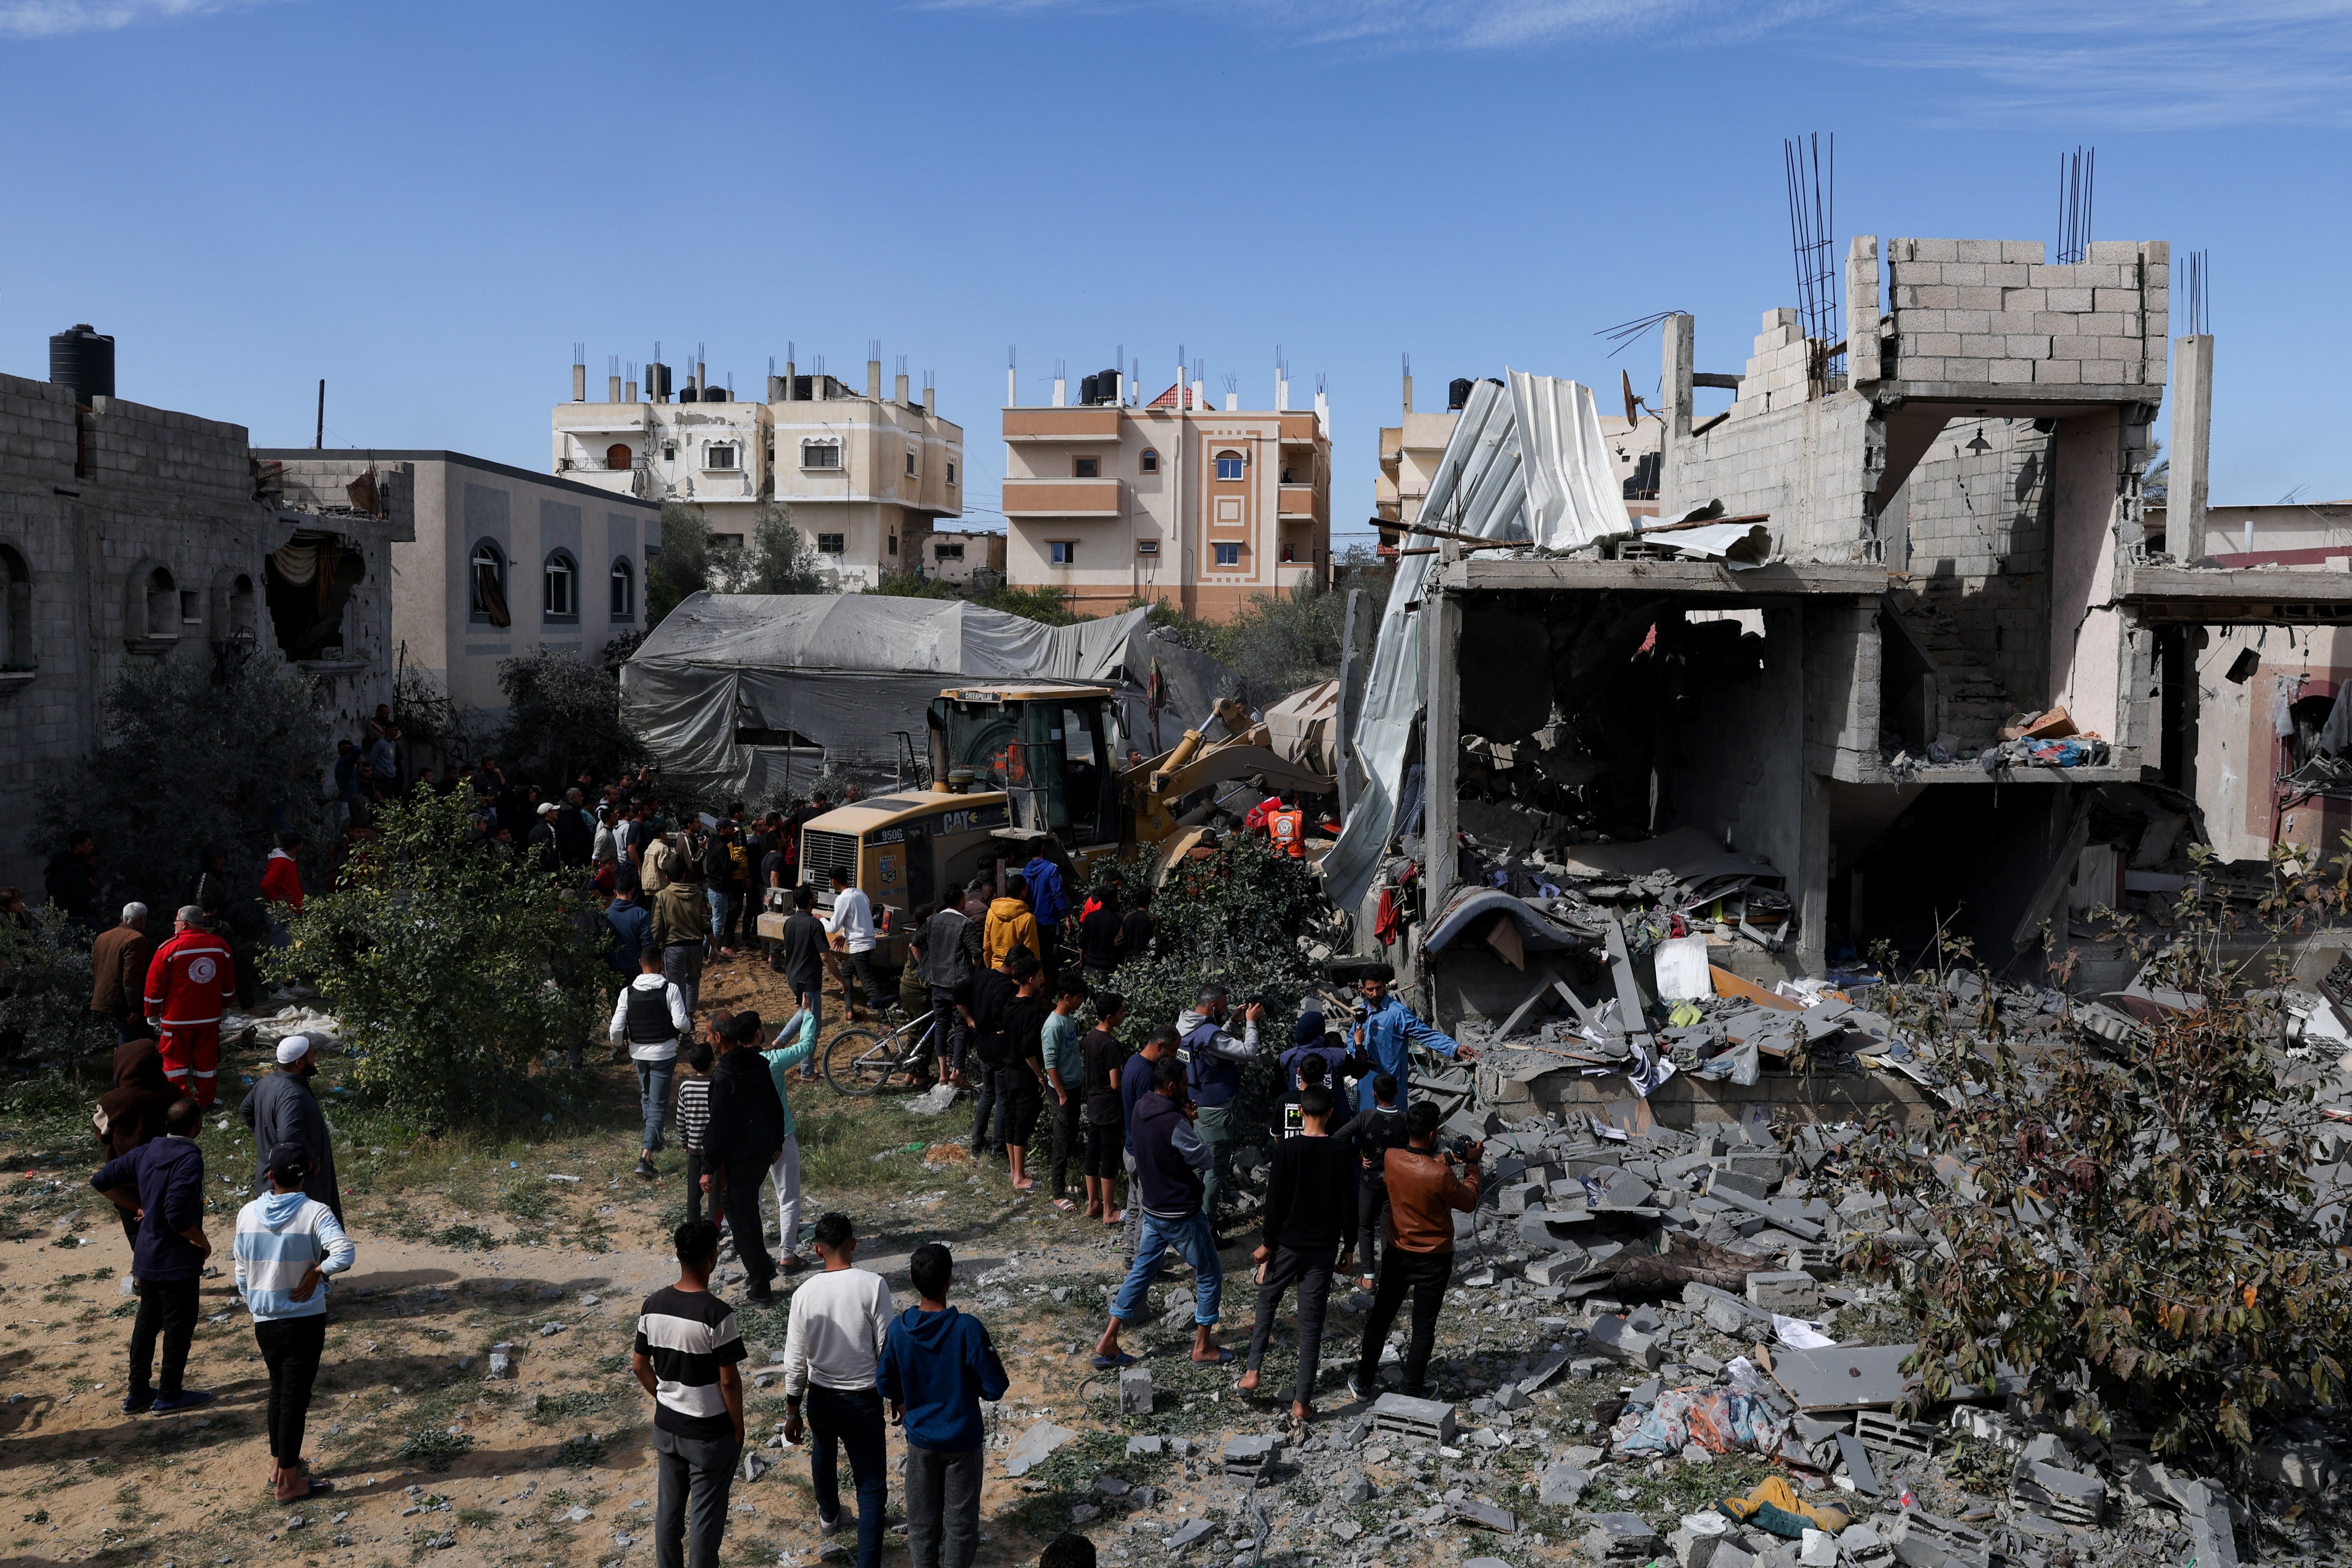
[718,1155,776,1290]
[1083,1120,1123,1180]
[1048,1096,1083,1196]
[255,1315,327,1464]
[927,986,966,1076]
[684,1148,705,1225]
[966,1064,1003,1155]
[1244,1243,1338,1406]
[843,949,883,1011]
[1354,1247,1453,1395]
[1355,1176,1390,1275]
[128,1275,199,1400]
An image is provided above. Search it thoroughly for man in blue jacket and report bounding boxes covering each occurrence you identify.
[1350,963,1478,1111]
[92,1097,216,1413]
[879,1242,1009,1568]
[1021,851,1066,975]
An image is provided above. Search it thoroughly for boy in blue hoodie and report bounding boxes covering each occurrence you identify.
[877,1242,1009,1568]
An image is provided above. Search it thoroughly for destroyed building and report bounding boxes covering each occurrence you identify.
[0,331,410,886]
[1327,234,2352,1126]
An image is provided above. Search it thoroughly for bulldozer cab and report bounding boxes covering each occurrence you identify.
[929,682,1123,851]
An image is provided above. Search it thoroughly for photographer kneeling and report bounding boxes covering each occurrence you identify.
[1348,1102,1480,1402]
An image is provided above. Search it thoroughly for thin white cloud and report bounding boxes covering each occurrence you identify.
[0,0,269,39]
[928,0,2352,125]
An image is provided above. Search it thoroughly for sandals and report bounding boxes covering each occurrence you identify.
[1090,1351,1138,1370]
[1051,1198,1077,1213]
[1191,1347,1235,1365]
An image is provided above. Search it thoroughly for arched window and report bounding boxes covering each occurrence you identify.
[469,540,511,627]
[605,442,632,471]
[1214,450,1244,481]
[144,566,176,636]
[543,550,578,622]
[0,545,31,669]
[1139,448,1159,475]
[610,556,635,622]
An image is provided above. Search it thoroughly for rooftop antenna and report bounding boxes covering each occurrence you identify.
[1594,309,1689,358]
[2056,146,2096,265]
[1782,132,1840,391]
[2184,248,2210,335]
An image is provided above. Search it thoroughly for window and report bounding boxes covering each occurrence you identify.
[1213,543,1240,567]
[179,589,201,624]
[817,533,846,555]
[661,442,678,462]
[706,443,738,471]
[1139,448,1159,474]
[905,448,919,477]
[1050,541,1077,566]
[543,550,577,620]
[1214,451,1244,481]
[1072,456,1100,479]
[605,442,632,470]
[802,441,841,470]
[934,543,965,563]
[0,545,31,669]
[1135,540,1160,557]
[610,556,635,621]
[143,567,176,637]
[888,532,898,556]
[946,460,958,485]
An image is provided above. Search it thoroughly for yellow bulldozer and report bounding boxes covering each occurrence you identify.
[768,681,1331,958]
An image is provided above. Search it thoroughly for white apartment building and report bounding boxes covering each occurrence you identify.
[550,349,963,589]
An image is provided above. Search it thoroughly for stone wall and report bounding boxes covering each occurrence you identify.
[1662,386,1877,562]
[0,370,409,889]
[1895,415,2056,710]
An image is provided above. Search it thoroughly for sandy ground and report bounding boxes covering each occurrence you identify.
[0,955,1457,1568]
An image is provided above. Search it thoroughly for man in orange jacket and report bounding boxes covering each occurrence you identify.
[145,907,236,1107]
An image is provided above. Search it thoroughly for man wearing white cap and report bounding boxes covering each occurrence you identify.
[239,1035,342,1221]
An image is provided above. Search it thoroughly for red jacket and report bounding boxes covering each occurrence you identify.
[144,929,236,1028]
[260,850,303,911]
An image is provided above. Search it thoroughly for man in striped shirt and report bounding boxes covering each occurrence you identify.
[633,1220,746,1568]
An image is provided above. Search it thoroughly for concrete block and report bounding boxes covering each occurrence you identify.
[2002,335,2053,358]
[2086,239,2138,263]
[1987,360,2035,386]
[1584,1512,1666,1561]
[1586,1314,1664,1368]
[1119,1366,1153,1414]
[1954,286,2002,311]
[2032,360,2084,384]
[1940,357,1993,382]
[1953,239,2001,263]
[2093,286,2142,313]
[1912,285,1960,309]
[1940,262,1984,286]
[1744,1270,1819,1312]
[1998,286,2045,313]
[1956,333,2003,358]
[2080,361,2133,385]
[1907,238,1959,262]
[1762,307,1798,331]
[1982,262,2028,287]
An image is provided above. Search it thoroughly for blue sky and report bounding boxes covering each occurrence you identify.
[5,0,2350,543]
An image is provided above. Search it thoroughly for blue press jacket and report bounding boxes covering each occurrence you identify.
[1352,995,1463,1109]
[1022,857,1067,927]
[877,1304,1010,1452]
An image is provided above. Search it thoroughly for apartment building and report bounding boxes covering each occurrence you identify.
[550,349,963,589]
[1002,366,1332,621]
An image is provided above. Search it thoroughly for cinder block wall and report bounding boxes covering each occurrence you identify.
[1895,416,2056,710]
[1665,389,1877,561]
[1883,238,2169,391]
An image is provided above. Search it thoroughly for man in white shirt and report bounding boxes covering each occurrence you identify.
[824,870,883,1024]
[610,948,690,1182]
[781,1213,894,1568]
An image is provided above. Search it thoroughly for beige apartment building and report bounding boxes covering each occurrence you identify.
[921,528,1006,586]
[1002,375,1332,621]
[550,350,963,589]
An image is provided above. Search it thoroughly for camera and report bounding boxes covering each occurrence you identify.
[1447,1135,1477,1162]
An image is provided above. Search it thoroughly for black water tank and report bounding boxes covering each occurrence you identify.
[1100,368,1121,403]
[702,385,728,403]
[1079,374,1100,406]
[646,361,672,402]
[1447,376,1473,411]
[50,324,115,405]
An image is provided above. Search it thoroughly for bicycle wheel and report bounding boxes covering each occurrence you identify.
[822,1027,896,1096]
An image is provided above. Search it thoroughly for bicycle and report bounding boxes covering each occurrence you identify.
[823,1006,950,1096]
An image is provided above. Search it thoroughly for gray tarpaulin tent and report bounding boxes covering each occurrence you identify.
[621,593,1242,802]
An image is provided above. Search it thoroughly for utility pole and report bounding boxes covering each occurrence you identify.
[314,379,325,449]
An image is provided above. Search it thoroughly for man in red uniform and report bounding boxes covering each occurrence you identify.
[145,906,236,1107]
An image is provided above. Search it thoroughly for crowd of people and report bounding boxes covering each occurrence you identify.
[39,714,1486,1568]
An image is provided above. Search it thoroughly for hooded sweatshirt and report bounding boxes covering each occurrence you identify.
[96,1039,174,1159]
[876,1303,1010,1452]
[982,896,1041,969]
[233,1188,355,1320]
[1129,1090,1213,1218]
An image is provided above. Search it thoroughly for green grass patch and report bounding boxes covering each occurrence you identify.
[530,1391,619,1425]
[435,1224,499,1252]
[552,1433,606,1469]
[394,1428,475,1471]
